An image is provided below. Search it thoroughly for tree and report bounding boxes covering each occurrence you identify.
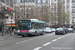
[28,6,37,19]
[62,12,69,24]
[57,0,63,25]
[57,0,70,25]
[40,6,50,22]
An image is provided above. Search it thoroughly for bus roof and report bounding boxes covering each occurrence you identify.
[30,19,45,23]
[31,20,45,23]
[18,19,45,23]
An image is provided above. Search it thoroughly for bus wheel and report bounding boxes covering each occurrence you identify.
[35,31,38,36]
[40,31,44,35]
[41,33,44,35]
[22,35,26,37]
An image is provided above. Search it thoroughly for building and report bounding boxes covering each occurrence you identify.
[62,0,71,25]
[50,0,73,25]
[13,0,35,20]
[72,0,75,25]
[0,0,13,32]
[51,0,75,25]
[13,0,75,25]
[13,0,50,20]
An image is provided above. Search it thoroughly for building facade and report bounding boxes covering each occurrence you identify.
[13,0,50,20]
[50,0,73,25]
[0,0,13,31]
[13,0,75,25]
[72,0,75,25]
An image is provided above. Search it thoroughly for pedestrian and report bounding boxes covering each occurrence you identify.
[13,29,16,34]
[10,28,12,35]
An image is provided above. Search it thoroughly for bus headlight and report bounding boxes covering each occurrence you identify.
[29,29,35,33]
[17,30,20,33]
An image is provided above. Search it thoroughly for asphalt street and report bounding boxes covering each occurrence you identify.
[0,32,75,50]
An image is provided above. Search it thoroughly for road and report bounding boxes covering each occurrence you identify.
[0,32,75,50]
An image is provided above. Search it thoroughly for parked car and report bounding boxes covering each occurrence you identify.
[51,28,56,32]
[44,27,52,33]
[67,28,74,33]
[55,28,66,35]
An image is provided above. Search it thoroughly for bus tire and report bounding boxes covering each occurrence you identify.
[35,31,38,36]
[41,31,44,35]
[40,32,44,35]
[40,33,44,35]
[22,35,26,37]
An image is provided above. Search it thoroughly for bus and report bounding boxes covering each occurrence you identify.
[16,19,45,37]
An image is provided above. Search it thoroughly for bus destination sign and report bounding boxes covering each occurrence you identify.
[18,20,30,23]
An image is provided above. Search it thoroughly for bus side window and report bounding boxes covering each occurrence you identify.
[32,22,35,29]
[42,24,46,29]
[35,23,39,29]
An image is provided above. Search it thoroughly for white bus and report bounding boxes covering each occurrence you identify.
[16,19,46,37]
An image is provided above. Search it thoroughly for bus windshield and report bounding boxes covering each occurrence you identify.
[18,22,30,30]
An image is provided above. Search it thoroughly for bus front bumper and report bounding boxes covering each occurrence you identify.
[17,32,35,36]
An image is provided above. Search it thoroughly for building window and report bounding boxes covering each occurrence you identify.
[72,4,75,8]
[13,0,17,3]
[46,0,48,3]
[72,14,75,17]
[72,20,74,23]
[72,0,75,2]
[20,0,24,2]
[72,9,75,13]
[20,0,34,2]
[72,14,74,17]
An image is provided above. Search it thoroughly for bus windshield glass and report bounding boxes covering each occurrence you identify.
[18,22,30,30]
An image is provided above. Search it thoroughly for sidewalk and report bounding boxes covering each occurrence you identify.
[0,32,17,37]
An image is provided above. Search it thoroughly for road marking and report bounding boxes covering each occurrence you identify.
[51,39,58,42]
[59,35,67,39]
[46,33,54,36]
[57,37,62,39]
[42,42,51,46]
[34,47,42,50]
[52,34,68,42]
[14,34,54,45]
[34,34,69,50]
[61,36,64,38]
